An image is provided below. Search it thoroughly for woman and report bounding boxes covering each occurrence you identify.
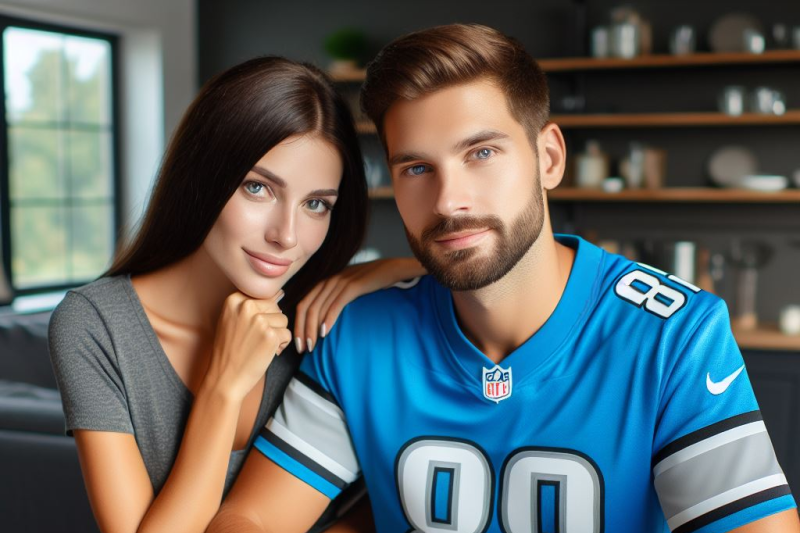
[48,56,423,533]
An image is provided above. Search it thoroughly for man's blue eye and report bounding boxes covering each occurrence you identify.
[409,165,427,176]
[476,148,493,159]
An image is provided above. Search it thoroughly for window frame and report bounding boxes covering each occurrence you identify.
[0,13,121,297]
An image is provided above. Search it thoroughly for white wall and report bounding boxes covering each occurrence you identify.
[0,0,197,238]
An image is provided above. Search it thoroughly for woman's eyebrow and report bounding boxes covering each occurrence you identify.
[251,166,286,187]
[309,189,339,197]
[251,166,338,197]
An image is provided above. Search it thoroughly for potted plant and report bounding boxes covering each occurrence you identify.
[324,28,367,75]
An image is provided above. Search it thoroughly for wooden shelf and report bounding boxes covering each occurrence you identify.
[370,187,800,203]
[548,188,800,203]
[356,121,376,134]
[539,50,800,72]
[331,51,800,82]
[553,111,800,128]
[330,68,367,82]
[734,325,800,352]
[358,113,800,132]
[369,186,394,199]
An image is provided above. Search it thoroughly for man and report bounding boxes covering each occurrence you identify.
[209,24,799,532]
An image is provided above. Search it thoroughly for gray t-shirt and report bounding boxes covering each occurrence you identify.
[47,274,302,496]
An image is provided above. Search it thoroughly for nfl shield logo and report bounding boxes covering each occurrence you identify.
[483,365,512,403]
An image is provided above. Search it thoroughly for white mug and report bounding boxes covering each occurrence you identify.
[779,305,800,336]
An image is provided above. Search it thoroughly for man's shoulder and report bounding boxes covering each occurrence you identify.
[341,274,433,320]
[593,250,724,336]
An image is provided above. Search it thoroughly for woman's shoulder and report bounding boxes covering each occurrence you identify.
[67,274,130,302]
[49,275,133,337]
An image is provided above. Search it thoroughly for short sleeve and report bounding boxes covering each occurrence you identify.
[48,291,134,436]
[253,321,360,500]
[652,299,795,532]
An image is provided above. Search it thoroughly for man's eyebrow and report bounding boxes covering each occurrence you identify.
[388,130,510,167]
[250,166,338,197]
[451,129,510,153]
[388,152,430,167]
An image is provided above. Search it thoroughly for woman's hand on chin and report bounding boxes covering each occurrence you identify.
[293,257,426,353]
[205,289,292,401]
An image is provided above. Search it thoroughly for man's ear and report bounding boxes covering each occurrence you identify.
[537,123,567,190]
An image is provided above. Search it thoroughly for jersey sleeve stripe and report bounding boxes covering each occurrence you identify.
[266,417,359,483]
[287,378,345,420]
[667,478,791,532]
[257,428,347,489]
[273,379,360,476]
[653,420,768,477]
[672,488,793,533]
[253,435,343,500]
[653,410,762,466]
[653,410,793,531]
[295,371,340,407]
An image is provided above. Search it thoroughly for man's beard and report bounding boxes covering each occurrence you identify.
[405,175,545,292]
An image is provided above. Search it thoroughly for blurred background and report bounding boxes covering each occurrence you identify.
[0,0,799,530]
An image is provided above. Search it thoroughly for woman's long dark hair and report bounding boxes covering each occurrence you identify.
[104,56,368,315]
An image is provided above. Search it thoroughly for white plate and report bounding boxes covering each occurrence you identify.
[709,13,763,52]
[741,175,788,192]
[708,146,758,187]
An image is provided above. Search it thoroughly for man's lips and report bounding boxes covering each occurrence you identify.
[433,229,491,250]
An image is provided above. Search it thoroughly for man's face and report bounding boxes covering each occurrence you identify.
[384,79,545,291]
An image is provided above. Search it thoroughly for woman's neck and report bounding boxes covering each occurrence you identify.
[131,247,236,336]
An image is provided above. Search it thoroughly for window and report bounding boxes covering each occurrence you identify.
[0,15,118,296]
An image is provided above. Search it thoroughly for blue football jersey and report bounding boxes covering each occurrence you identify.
[255,235,795,532]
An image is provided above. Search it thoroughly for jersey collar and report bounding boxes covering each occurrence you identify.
[430,234,604,391]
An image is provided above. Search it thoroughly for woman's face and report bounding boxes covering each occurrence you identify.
[203,134,343,299]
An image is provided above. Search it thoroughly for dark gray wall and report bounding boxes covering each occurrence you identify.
[198,0,800,323]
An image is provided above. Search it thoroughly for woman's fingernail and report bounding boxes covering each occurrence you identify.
[307,337,314,352]
[295,337,303,353]
[320,323,327,338]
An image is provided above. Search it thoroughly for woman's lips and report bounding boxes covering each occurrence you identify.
[244,249,292,277]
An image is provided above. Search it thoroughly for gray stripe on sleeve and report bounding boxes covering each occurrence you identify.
[271,378,360,476]
[654,429,783,520]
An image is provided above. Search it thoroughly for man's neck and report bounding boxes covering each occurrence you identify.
[450,229,576,364]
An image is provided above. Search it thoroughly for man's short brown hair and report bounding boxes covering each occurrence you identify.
[360,23,550,146]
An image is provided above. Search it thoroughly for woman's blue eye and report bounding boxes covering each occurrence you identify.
[306,199,331,214]
[476,148,493,159]
[245,182,264,195]
[408,165,427,176]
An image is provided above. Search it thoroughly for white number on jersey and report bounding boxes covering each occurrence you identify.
[615,269,687,319]
[396,439,604,532]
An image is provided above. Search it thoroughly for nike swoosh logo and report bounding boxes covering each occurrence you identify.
[706,365,745,395]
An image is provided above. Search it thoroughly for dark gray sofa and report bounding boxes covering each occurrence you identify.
[0,309,99,533]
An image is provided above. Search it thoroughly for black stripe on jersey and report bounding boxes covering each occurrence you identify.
[259,427,347,490]
[295,371,340,407]
[673,485,792,533]
[653,411,762,467]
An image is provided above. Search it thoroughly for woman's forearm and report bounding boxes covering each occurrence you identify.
[135,383,243,533]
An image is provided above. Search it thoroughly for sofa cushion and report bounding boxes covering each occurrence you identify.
[0,310,56,388]
[0,428,99,533]
[0,380,65,435]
